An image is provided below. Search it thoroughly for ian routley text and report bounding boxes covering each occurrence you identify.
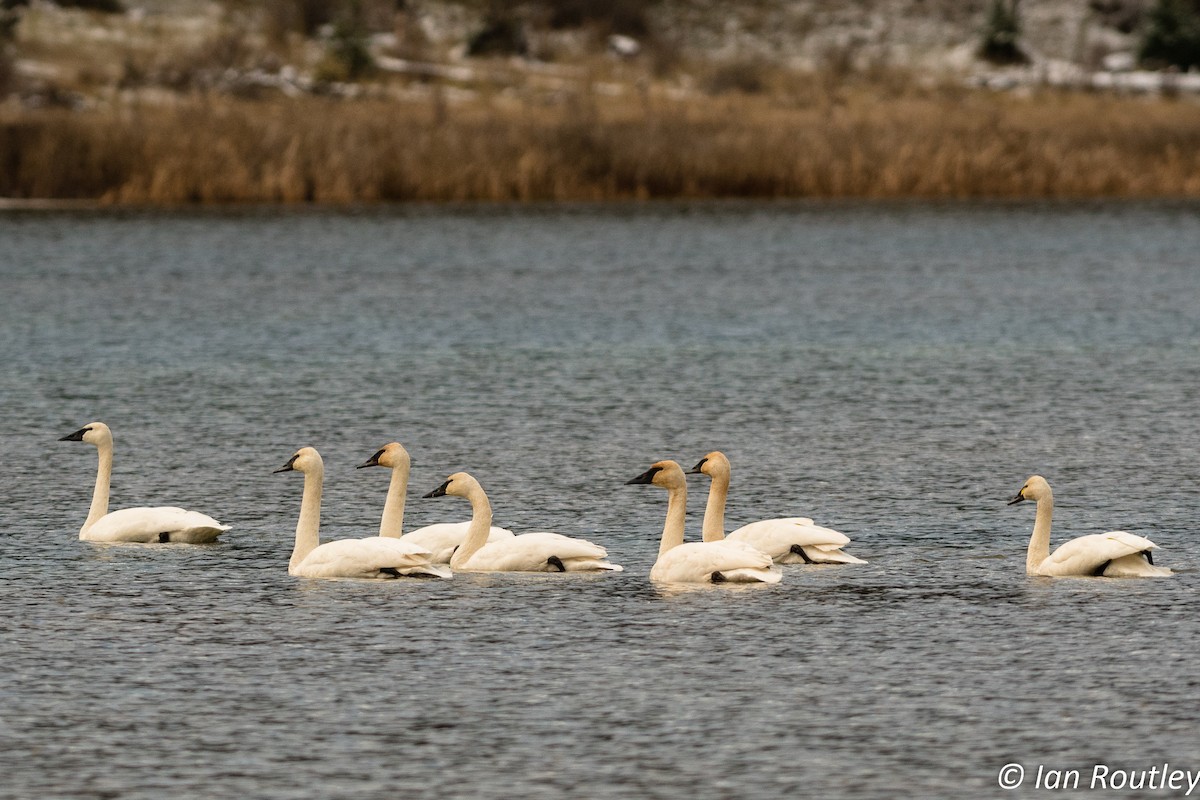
[997,763,1200,793]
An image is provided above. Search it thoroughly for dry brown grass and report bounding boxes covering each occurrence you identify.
[4,86,1200,204]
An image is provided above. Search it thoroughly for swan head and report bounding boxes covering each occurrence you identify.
[687,451,730,479]
[626,460,686,490]
[357,441,410,471]
[59,421,112,447]
[275,446,323,475]
[1009,474,1052,505]
[423,471,480,499]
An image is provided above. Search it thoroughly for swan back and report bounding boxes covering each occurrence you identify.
[457,532,622,573]
[292,537,449,579]
[402,522,515,563]
[83,507,230,543]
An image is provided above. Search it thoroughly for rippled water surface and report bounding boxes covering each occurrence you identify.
[2,203,1199,799]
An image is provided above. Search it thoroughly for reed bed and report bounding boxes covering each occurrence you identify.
[3,87,1200,204]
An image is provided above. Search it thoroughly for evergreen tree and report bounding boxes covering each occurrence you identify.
[980,0,1027,64]
[1140,0,1200,70]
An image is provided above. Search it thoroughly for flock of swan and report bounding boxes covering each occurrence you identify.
[59,421,1174,583]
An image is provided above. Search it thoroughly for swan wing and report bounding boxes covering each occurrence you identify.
[728,518,851,558]
[82,506,230,543]
[403,522,515,563]
[650,541,779,584]
[1040,532,1158,577]
[517,532,623,571]
[294,537,445,579]
[460,532,617,572]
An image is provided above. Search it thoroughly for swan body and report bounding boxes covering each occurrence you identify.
[423,472,622,573]
[1008,475,1171,578]
[59,422,229,543]
[358,442,514,562]
[627,460,782,585]
[689,452,865,565]
[402,522,513,563]
[276,447,451,580]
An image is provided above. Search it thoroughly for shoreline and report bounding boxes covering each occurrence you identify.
[5,195,1200,213]
[4,87,1200,206]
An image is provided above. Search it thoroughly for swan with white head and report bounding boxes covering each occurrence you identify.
[275,447,451,579]
[422,471,621,573]
[356,442,514,562]
[688,452,864,565]
[59,421,230,543]
[627,460,782,584]
[1008,475,1171,577]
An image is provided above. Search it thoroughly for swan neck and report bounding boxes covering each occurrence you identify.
[450,482,493,569]
[290,467,323,572]
[658,482,687,558]
[84,439,113,533]
[1027,494,1054,574]
[701,472,728,542]
[378,462,410,538]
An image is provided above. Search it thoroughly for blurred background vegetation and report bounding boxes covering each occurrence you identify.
[2,0,1200,203]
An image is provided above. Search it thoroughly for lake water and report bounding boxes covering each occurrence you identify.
[2,202,1198,799]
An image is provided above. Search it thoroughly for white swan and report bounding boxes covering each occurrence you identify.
[422,472,622,573]
[59,421,230,543]
[688,451,865,565]
[1008,475,1172,578]
[275,447,451,579]
[356,441,515,562]
[627,460,782,585]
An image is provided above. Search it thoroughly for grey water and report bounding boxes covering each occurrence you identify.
[2,202,1198,799]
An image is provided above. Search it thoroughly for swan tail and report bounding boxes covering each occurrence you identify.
[776,544,866,565]
[715,567,782,584]
[776,549,810,565]
[804,547,867,565]
[167,525,230,544]
[561,559,623,572]
[380,563,453,579]
[1043,532,1170,577]
[1101,553,1173,578]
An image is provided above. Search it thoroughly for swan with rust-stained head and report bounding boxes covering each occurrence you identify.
[356,442,514,562]
[59,421,230,543]
[627,460,782,585]
[275,446,451,579]
[1008,475,1171,578]
[688,451,865,565]
[422,471,622,573]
